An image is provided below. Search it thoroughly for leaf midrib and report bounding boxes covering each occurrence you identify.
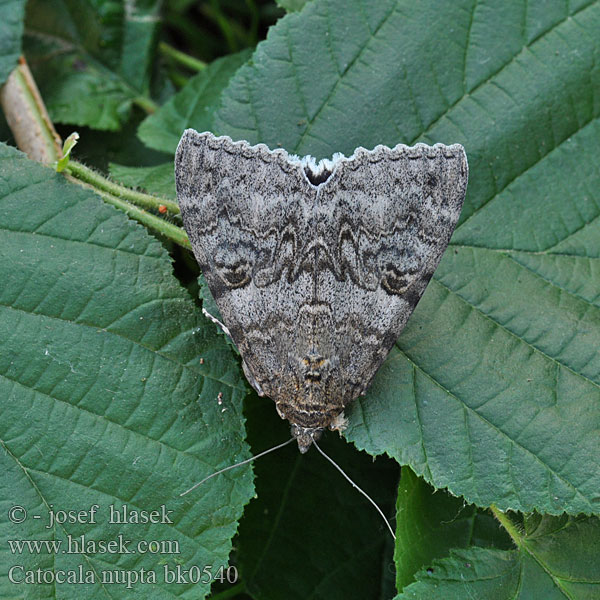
[291,0,398,153]
[1,213,165,261]
[416,0,597,142]
[449,243,600,259]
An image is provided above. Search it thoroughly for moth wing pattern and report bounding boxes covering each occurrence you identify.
[315,144,468,402]
[175,129,468,436]
[175,130,316,405]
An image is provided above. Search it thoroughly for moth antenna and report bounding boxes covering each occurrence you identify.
[180,437,295,497]
[312,438,396,541]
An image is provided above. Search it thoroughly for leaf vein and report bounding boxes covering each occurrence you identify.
[292,0,398,153]
[431,276,600,391]
[399,349,589,510]
[412,0,596,145]
[0,303,246,391]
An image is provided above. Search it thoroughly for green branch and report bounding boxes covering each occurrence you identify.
[64,160,189,249]
[1,60,187,249]
[159,41,207,71]
[66,160,180,216]
[133,95,160,114]
[68,174,190,250]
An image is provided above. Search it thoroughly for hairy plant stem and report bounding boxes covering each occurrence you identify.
[67,174,191,249]
[1,60,188,249]
[490,505,522,548]
[64,161,189,249]
[66,160,180,215]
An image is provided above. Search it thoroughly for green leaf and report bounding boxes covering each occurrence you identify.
[198,275,223,323]
[214,0,600,515]
[24,0,161,130]
[59,118,171,173]
[0,0,26,84]
[0,143,253,598]
[109,161,176,198]
[395,547,521,599]
[119,0,162,92]
[236,395,398,600]
[520,513,600,598]
[276,0,311,12]
[395,515,600,599]
[138,49,251,154]
[395,467,512,591]
[119,50,251,202]
[196,274,239,357]
[55,130,79,172]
